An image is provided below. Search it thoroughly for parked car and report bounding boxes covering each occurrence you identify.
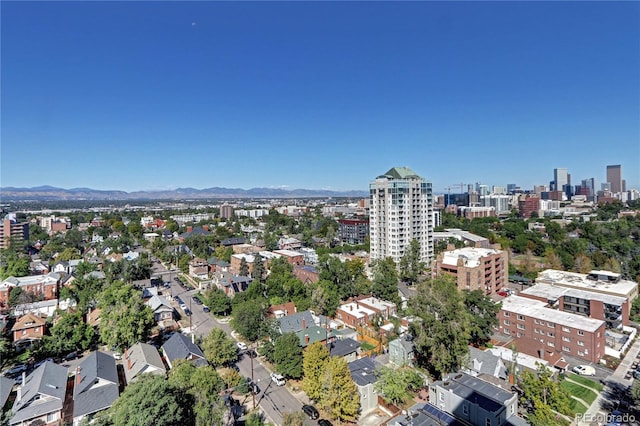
[237,342,248,351]
[64,351,79,361]
[270,372,285,386]
[202,305,210,313]
[318,420,334,426]
[302,404,319,420]
[184,308,192,316]
[249,382,260,395]
[3,364,27,377]
[572,365,596,376]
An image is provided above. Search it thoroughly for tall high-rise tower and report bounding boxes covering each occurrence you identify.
[553,168,572,198]
[369,167,433,264]
[606,165,623,194]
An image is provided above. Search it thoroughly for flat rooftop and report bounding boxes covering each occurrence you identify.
[536,269,637,298]
[441,247,502,268]
[501,295,606,333]
[521,283,627,306]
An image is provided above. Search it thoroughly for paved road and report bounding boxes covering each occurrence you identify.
[153,262,311,425]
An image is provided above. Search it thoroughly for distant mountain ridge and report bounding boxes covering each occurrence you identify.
[0,185,368,200]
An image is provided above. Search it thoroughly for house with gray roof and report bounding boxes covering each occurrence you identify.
[10,362,67,426]
[277,311,316,334]
[464,347,508,381]
[162,333,207,369]
[1,376,14,412]
[329,337,361,363]
[428,372,522,426]
[389,335,415,367]
[145,294,174,324]
[123,342,167,384]
[72,351,119,426]
[348,357,380,415]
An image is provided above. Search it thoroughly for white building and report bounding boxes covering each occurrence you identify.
[369,167,433,264]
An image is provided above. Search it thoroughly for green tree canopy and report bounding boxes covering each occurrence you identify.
[230,301,267,343]
[399,239,424,285]
[201,328,237,368]
[464,289,501,347]
[371,257,400,305]
[273,332,303,379]
[204,287,232,316]
[320,357,360,423]
[302,341,330,402]
[374,366,424,405]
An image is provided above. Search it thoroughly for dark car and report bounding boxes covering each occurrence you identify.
[302,405,319,420]
[184,308,192,316]
[249,382,260,395]
[63,351,78,361]
[318,420,333,426]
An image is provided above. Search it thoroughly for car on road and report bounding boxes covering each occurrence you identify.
[270,372,285,386]
[3,364,27,377]
[64,351,79,361]
[572,365,596,376]
[202,305,210,313]
[237,342,248,351]
[184,308,192,316]
[249,382,260,395]
[318,420,334,426]
[192,296,203,305]
[302,404,319,420]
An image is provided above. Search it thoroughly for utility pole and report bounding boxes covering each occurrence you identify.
[250,341,256,409]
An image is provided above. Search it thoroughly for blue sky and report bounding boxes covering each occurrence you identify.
[1,1,638,194]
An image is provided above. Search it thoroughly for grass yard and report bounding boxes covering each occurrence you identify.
[560,380,599,406]
[568,397,588,415]
[566,373,604,392]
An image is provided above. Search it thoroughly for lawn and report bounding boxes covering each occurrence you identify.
[560,381,599,406]
[568,397,588,415]
[567,373,604,392]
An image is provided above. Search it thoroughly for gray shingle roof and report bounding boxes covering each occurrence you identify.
[329,338,361,357]
[162,333,207,368]
[278,311,315,334]
[468,347,507,380]
[0,376,14,409]
[72,351,119,419]
[433,373,514,414]
[10,362,67,425]
[123,342,167,384]
[146,295,172,312]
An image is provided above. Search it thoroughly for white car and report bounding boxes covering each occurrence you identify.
[237,342,248,351]
[271,372,285,386]
[572,365,596,376]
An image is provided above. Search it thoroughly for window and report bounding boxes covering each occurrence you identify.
[547,322,554,328]
[517,324,525,330]
[517,332,522,338]
[486,418,491,426]
[504,329,511,336]
[577,350,585,356]
[562,326,570,332]
[504,320,511,326]
[517,315,524,321]
[439,392,445,402]
[578,341,584,346]
[47,413,59,422]
[463,404,469,415]
[562,336,571,342]
[548,332,554,337]
[547,341,554,347]
[562,346,570,352]
[534,319,539,324]
[504,312,510,317]
[578,330,584,336]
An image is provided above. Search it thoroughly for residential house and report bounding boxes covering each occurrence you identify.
[428,372,523,426]
[214,272,252,298]
[188,258,209,280]
[123,342,167,384]
[9,362,67,426]
[1,376,14,413]
[348,357,380,415]
[353,296,397,320]
[266,302,296,319]
[12,313,46,350]
[277,237,302,250]
[29,260,50,275]
[72,351,119,426]
[335,301,377,329]
[464,347,508,381]
[328,337,361,363]
[389,403,467,426]
[207,257,230,274]
[389,336,415,367]
[272,249,304,266]
[162,333,207,369]
[179,226,211,241]
[145,295,174,325]
[230,253,254,275]
[293,265,319,285]
[221,237,246,247]
[277,310,335,348]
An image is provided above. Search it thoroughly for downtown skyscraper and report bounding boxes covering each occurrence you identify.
[369,167,434,265]
[606,164,625,194]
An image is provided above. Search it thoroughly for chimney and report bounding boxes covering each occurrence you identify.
[187,226,193,233]
[302,318,306,330]
[305,334,309,344]
[21,371,26,386]
[76,367,82,385]
[350,305,353,311]
[127,358,132,370]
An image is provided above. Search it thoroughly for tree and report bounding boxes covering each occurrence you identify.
[252,254,265,282]
[43,311,95,357]
[201,328,237,368]
[302,342,330,402]
[371,257,400,304]
[230,301,266,343]
[96,374,194,426]
[375,366,424,405]
[631,379,640,407]
[409,276,471,379]
[204,287,231,316]
[518,364,573,425]
[59,275,103,315]
[320,357,360,423]
[464,289,501,347]
[239,257,249,277]
[245,412,267,426]
[281,411,306,426]
[57,247,81,261]
[399,239,424,285]
[97,281,154,350]
[273,332,303,379]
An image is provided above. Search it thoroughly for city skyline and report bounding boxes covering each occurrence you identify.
[1,1,638,194]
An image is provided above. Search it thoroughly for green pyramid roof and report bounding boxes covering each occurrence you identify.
[380,166,420,179]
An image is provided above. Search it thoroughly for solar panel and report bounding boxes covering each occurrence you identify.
[421,403,463,426]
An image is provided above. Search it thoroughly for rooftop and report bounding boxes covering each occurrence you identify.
[501,295,606,332]
[536,269,637,298]
[433,372,515,414]
[441,247,502,268]
[521,282,627,306]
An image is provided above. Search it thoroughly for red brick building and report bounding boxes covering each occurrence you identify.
[518,195,540,218]
[432,247,508,295]
[0,273,61,307]
[273,249,304,266]
[293,265,319,285]
[498,295,606,364]
[12,312,47,349]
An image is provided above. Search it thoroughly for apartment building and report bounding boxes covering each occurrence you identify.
[0,273,61,307]
[432,228,490,249]
[432,247,508,295]
[230,253,254,275]
[337,218,370,245]
[517,195,540,219]
[0,218,29,249]
[335,296,397,328]
[272,249,304,266]
[520,283,628,330]
[536,269,638,315]
[498,295,606,364]
[369,166,434,264]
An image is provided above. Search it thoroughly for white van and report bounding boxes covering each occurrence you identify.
[270,372,285,386]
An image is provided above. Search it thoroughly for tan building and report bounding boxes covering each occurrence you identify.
[230,253,254,275]
[0,218,29,249]
[432,246,508,295]
[498,295,606,364]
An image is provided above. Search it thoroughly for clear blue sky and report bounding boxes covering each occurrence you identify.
[2,1,638,194]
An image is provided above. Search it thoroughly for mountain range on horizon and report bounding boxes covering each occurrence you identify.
[0,185,369,201]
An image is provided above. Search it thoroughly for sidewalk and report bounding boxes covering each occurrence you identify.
[577,336,640,426]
